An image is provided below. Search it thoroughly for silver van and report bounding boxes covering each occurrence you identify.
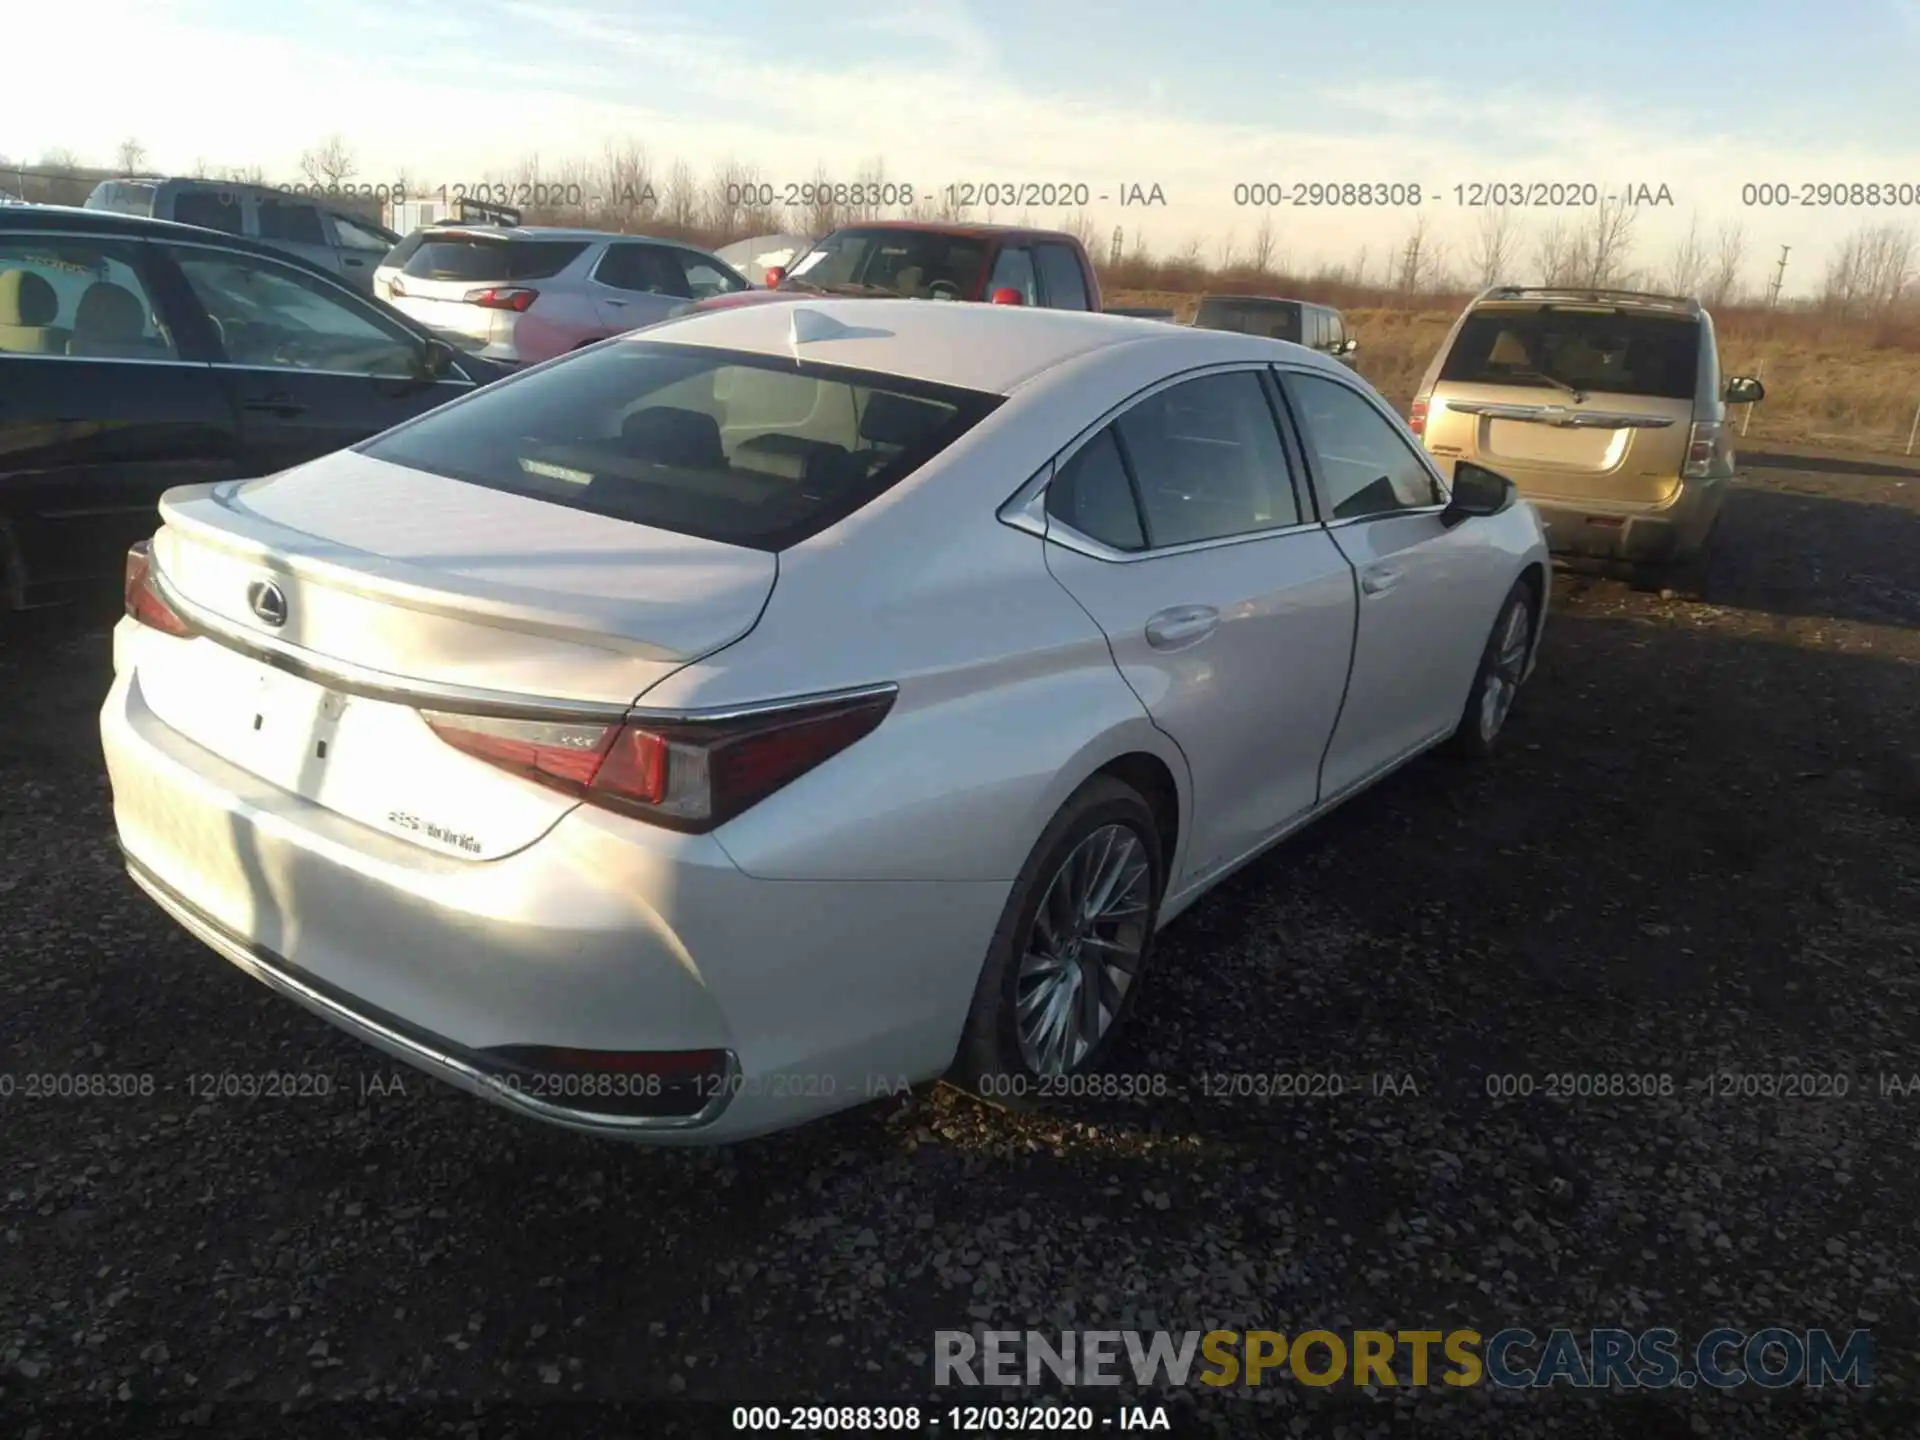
[84,178,399,293]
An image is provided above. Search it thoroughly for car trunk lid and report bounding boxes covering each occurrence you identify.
[133,451,775,858]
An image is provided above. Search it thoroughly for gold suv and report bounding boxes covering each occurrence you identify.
[1409,287,1764,588]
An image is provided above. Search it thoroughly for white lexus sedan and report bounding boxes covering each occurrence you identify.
[102,300,1549,1144]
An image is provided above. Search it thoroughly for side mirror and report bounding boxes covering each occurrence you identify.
[764,266,786,287]
[1441,460,1517,528]
[990,287,1025,306]
[1724,375,1764,405]
[419,335,455,379]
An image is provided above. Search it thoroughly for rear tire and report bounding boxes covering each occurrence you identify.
[950,776,1165,1109]
[1448,580,1535,759]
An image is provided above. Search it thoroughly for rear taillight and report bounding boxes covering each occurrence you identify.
[1683,420,1727,479]
[123,541,191,637]
[463,286,538,312]
[1408,394,1431,438]
[419,689,895,833]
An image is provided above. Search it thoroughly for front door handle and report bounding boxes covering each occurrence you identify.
[1360,566,1402,596]
[242,396,309,418]
[1145,605,1220,649]
[604,298,629,308]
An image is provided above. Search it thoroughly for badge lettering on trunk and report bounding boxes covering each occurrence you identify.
[247,580,288,628]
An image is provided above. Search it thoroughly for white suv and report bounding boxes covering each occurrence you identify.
[374,226,753,367]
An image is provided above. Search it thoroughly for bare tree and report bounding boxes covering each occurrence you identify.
[38,147,82,171]
[1661,214,1709,296]
[846,155,890,226]
[802,162,842,239]
[1214,231,1237,272]
[597,140,656,223]
[1572,196,1639,287]
[1394,214,1446,299]
[1247,216,1277,277]
[299,134,358,189]
[1702,221,1747,308]
[1058,208,1097,252]
[1821,223,1917,318]
[1533,219,1576,286]
[660,159,701,234]
[115,137,148,176]
[1468,208,1520,289]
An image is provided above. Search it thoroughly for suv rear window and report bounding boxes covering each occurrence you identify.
[400,237,587,282]
[358,341,1003,551]
[1441,308,1701,400]
[1193,298,1302,342]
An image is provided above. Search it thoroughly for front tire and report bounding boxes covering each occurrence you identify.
[1448,580,1535,759]
[950,776,1165,1108]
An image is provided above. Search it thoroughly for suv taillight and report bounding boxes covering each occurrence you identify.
[419,689,897,833]
[1683,420,1727,479]
[463,286,538,312]
[1408,394,1431,438]
[123,540,191,637]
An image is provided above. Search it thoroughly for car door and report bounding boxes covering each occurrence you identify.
[321,211,396,293]
[1033,244,1092,310]
[151,239,478,477]
[1278,366,1502,797]
[0,230,237,599]
[590,243,689,332]
[1031,368,1358,887]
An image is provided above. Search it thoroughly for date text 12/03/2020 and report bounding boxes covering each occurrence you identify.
[727,1404,1175,1432]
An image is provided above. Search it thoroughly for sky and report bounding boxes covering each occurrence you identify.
[7,0,1920,296]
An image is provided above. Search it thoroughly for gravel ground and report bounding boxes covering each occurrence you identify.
[3,446,1917,1440]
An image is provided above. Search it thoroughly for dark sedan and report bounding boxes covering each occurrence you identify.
[0,207,508,609]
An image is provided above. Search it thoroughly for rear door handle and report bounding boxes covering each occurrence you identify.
[1145,605,1219,649]
[1360,566,1402,596]
[604,298,629,307]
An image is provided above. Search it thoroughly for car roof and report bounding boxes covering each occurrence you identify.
[411,225,725,253]
[821,220,1080,244]
[639,297,1355,396]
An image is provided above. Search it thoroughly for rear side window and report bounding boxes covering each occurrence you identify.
[85,181,158,216]
[358,341,1003,551]
[1035,245,1090,310]
[1046,428,1144,551]
[171,189,245,235]
[1441,308,1701,400]
[0,235,178,358]
[401,238,587,282]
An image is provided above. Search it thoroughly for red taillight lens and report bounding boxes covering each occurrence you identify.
[463,286,538,312]
[1683,420,1726,479]
[419,689,895,833]
[1408,395,1430,438]
[123,540,192,637]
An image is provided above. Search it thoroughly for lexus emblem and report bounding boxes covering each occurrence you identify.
[246,580,288,628]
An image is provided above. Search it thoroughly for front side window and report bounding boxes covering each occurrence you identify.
[256,198,327,245]
[170,189,245,235]
[168,246,420,376]
[359,341,1002,551]
[985,246,1037,305]
[0,235,178,359]
[1035,245,1090,310]
[784,229,988,300]
[1440,307,1701,399]
[595,244,689,296]
[1286,372,1443,520]
[676,252,748,301]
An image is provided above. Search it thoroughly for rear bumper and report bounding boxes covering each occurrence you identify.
[101,656,1008,1144]
[1531,475,1726,565]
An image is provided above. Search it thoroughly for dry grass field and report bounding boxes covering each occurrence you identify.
[1109,288,1920,455]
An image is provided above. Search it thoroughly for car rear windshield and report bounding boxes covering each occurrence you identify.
[357,341,1004,551]
[400,237,588,282]
[1192,298,1302,342]
[1441,307,1701,399]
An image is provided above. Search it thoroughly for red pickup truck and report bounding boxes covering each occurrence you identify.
[685,221,1104,314]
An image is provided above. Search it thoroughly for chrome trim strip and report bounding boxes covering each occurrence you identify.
[1444,401,1674,429]
[0,353,205,369]
[147,558,898,726]
[124,857,738,1135]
